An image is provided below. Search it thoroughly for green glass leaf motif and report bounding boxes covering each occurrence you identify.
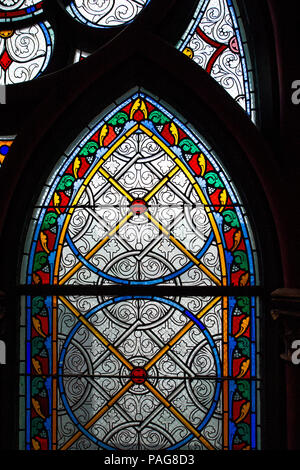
[222,210,240,228]
[108,112,129,126]
[179,138,200,154]
[149,110,170,124]
[32,377,45,397]
[31,337,45,357]
[237,337,250,358]
[56,174,75,192]
[79,141,99,156]
[234,250,249,271]
[33,252,48,272]
[236,422,251,445]
[237,297,250,315]
[31,417,44,438]
[205,172,224,188]
[236,380,250,401]
[41,212,58,231]
[32,297,45,317]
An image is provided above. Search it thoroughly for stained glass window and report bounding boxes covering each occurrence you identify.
[177,0,256,122]
[0,0,43,23]
[0,20,54,84]
[19,89,261,450]
[65,0,151,29]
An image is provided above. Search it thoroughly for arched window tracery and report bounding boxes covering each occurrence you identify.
[19,89,261,451]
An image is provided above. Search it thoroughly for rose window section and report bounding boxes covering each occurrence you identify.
[64,0,151,28]
[0,20,54,85]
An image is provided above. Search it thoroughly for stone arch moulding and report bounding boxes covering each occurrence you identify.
[0,26,285,450]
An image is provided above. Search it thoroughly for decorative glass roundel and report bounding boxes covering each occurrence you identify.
[20,90,261,451]
[66,0,151,28]
[0,21,54,85]
[0,0,44,23]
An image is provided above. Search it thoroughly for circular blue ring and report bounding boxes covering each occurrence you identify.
[58,295,222,450]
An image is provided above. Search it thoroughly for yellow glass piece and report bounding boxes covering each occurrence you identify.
[183,47,194,59]
[0,30,13,38]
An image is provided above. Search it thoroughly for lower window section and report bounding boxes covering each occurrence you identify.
[19,295,261,450]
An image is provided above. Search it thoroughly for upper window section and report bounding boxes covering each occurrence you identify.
[0,0,44,23]
[177,0,256,122]
[65,0,151,28]
[21,89,259,289]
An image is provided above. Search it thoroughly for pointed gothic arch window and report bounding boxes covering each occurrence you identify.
[19,88,261,451]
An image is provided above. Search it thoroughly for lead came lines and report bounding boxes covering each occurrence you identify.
[58,295,221,450]
[22,93,258,451]
[59,128,222,287]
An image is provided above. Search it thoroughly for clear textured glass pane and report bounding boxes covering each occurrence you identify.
[20,294,260,450]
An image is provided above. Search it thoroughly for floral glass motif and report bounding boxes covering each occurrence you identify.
[20,90,261,450]
[66,0,151,28]
[0,21,54,85]
[177,0,256,122]
[0,0,43,23]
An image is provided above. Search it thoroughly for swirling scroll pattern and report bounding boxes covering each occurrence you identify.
[178,0,253,117]
[0,22,54,85]
[57,296,222,449]
[68,0,149,28]
[201,0,233,43]
[61,128,219,287]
